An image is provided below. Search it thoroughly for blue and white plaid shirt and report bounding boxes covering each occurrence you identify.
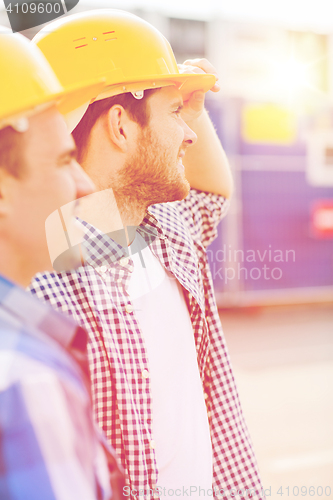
[29,189,265,499]
[0,275,120,500]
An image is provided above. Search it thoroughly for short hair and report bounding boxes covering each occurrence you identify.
[72,89,157,163]
[0,126,24,178]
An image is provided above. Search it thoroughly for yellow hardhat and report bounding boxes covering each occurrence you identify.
[0,26,104,130]
[32,9,216,102]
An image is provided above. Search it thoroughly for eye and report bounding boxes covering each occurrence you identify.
[59,157,73,167]
[173,106,183,116]
[58,151,78,167]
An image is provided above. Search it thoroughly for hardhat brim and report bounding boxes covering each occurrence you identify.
[0,78,105,128]
[95,72,216,102]
[65,72,216,132]
[57,78,106,114]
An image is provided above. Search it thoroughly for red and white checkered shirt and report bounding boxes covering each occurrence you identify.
[29,189,264,499]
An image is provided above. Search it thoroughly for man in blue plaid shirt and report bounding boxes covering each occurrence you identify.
[0,28,124,500]
[29,10,265,500]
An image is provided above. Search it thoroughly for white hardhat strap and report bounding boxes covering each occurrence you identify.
[131,90,144,99]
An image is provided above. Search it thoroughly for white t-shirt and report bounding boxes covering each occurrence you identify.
[127,233,212,499]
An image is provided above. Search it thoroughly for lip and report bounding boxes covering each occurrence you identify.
[177,157,185,171]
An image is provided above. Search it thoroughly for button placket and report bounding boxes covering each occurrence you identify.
[119,256,129,266]
[149,439,156,450]
[96,265,109,280]
[125,303,134,314]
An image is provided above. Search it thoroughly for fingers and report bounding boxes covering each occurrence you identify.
[183,58,217,75]
[178,63,205,75]
[179,58,220,92]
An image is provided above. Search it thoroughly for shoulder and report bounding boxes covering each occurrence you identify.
[0,321,85,396]
[150,189,229,249]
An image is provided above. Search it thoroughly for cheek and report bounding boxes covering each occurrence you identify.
[50,170,78,206]
[29,172,77,227]
[8,170,79,259]
[163,122,185,153]
[146,119,184,160]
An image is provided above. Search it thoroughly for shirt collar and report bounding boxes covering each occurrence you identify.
[77,212,164,270]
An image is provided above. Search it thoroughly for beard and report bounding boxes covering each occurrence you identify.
[112,126,190,212]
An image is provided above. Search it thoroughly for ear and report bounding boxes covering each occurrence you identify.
[105,105,137,153]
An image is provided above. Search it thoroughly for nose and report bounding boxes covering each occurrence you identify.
[71,160,95,199]
[182,119,197,146]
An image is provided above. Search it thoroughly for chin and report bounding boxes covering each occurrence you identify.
[174,173,191,199]
[154,178,190,205]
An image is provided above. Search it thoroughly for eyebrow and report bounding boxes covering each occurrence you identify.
[57,147,77,163]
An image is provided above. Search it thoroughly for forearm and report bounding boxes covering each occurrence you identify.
[183,109,234,199]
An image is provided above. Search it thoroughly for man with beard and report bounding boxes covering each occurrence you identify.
[29,10,265,500]
[0,27,124,500]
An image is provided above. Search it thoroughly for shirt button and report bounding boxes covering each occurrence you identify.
[125,304,133,314]
[100,266,107,273]
[142,369,149,379]
[120,257,129,266]
[149,440,156,450]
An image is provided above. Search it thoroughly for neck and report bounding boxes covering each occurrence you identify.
[0,243,33,288]
[77,185,148,247]
[81,149,149,245]
[114,194,147,228]
[117,199,147,246]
